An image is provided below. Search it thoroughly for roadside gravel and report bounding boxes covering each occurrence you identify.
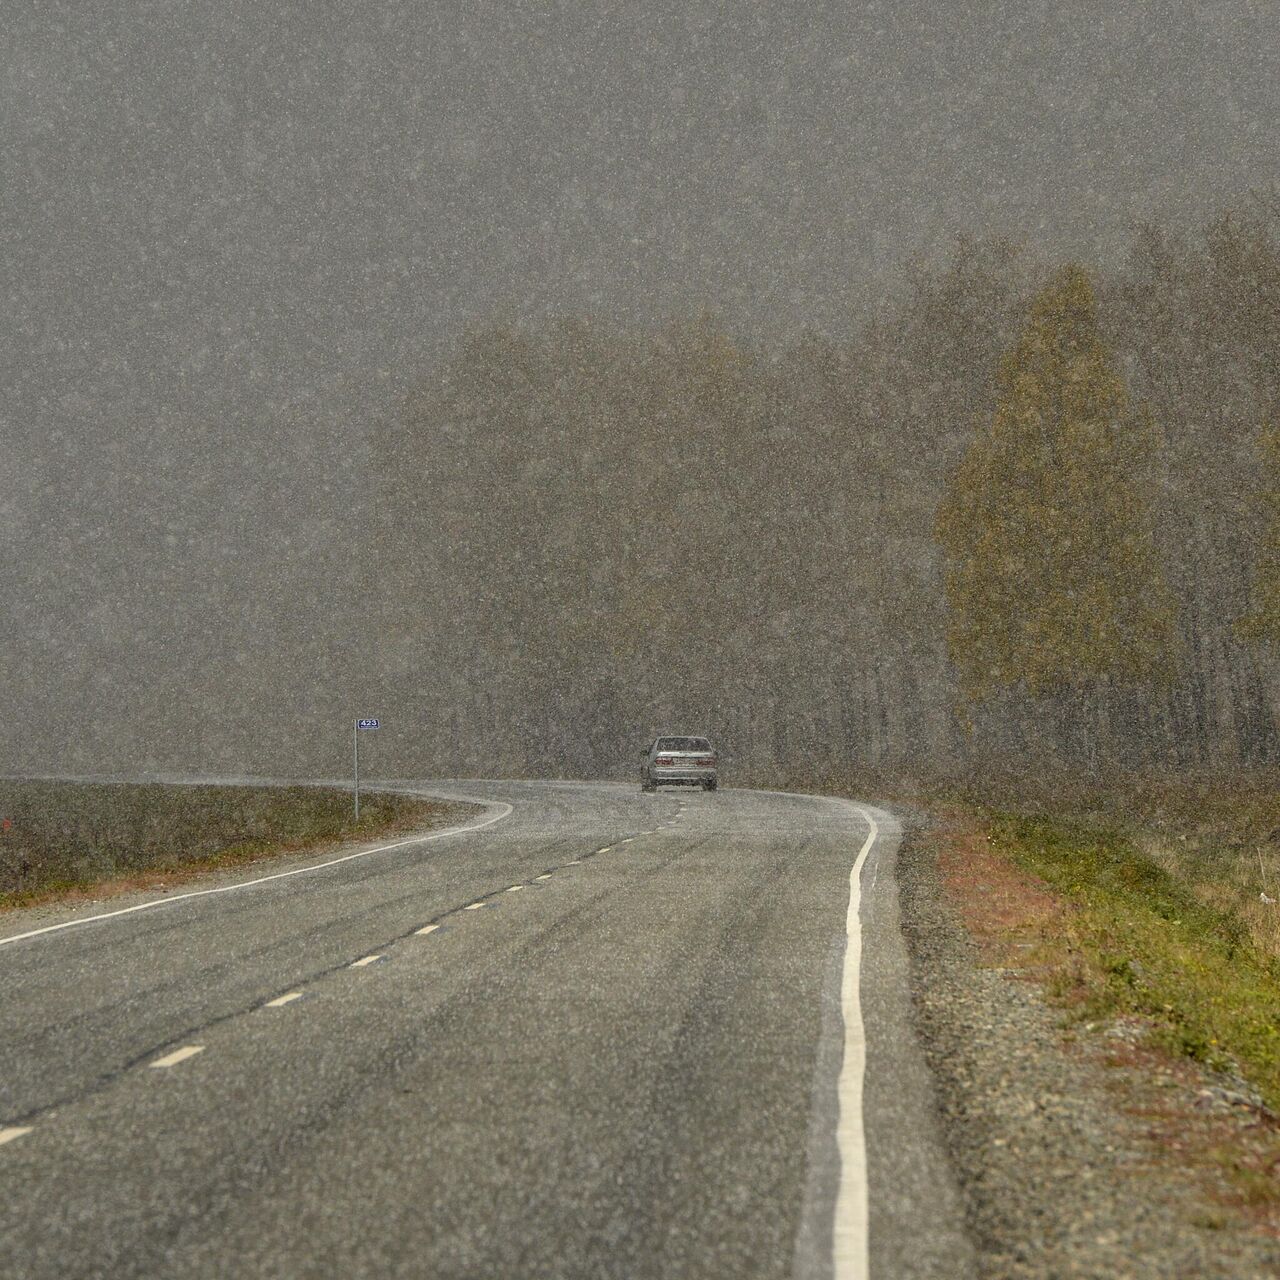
[896,810,1280,1280]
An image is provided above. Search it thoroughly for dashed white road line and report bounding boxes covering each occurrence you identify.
[150,1045,204,1069]
[506,885,524,892]
[350,954,384,968]
[0,797,513,951]
[0,1126,33,1146]
[534,873,553,881]
[833,806,880,1280]
[264,992,304,1008]
[415,924,440,936]
[463,902,487,911]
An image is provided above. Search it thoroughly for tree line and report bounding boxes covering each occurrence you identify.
[353,200,1280,780]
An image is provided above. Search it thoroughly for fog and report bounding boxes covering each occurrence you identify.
[4,1,1278,778]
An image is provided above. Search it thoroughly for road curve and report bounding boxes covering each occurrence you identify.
[0,780,972,1279]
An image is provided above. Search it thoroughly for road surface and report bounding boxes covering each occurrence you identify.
[0,781,973,1279]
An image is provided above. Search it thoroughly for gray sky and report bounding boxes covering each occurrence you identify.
[4,1,1277,430]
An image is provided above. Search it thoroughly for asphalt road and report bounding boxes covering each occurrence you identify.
[0,781,973,1279]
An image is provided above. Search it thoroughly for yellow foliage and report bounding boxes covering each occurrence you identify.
[935,266,1178,702]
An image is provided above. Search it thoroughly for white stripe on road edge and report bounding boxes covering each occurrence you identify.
[506,885,524,892]
[350,955,383,967]
[150,1045,204,1069]
[463,902,486,910]
[0,1127,32,1146]
[0,797,513,951]
[264,992,303,1008]
[833,807,879,1280]
[534,874,552,881]
[415,924,440,936]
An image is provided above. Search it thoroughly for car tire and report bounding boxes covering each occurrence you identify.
[704,778,717,792]
[642,775,656,792]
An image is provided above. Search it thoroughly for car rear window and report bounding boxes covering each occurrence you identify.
[656,737,711,751]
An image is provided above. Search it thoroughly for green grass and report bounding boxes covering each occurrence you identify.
[0,780,456,909]
[950,770,1280,961]
[986,812,1280,1110]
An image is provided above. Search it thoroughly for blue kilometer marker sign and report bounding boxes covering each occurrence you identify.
[353,718,380,819]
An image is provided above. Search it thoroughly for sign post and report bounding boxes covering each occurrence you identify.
[353,718,380,821]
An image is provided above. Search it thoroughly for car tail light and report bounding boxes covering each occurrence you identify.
[656,757,674,766]
[697,757,714,767]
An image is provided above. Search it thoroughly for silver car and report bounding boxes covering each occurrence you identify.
[640,735,719,792]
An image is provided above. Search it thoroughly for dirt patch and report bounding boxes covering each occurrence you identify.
[1080,1028,1280,1237]
[937,811,1071,953]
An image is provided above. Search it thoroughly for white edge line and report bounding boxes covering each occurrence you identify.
[415,924,440,935]
[832,805,879,1280]
[0,1126,33,1146]
[350,954,384,967]
[0,794,513,950]
[264,992,303,1007]
[150,1044,204,1069]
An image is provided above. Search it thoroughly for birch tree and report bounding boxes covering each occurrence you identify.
[935,265,1177,758]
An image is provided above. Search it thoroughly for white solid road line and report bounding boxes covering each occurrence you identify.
[415,924,440,936]
[0,1126,33,1146]
[350,954,384,967]
[150,1045,204,1069]
[0,798,513,951]
[832,806,880,1280]
[264,992,304,1008]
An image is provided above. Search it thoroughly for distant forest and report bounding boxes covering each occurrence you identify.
[364,196,1280,780]
[9,201,1278,782]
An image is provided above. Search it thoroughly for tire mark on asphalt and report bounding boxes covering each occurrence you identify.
[0,826,653,1128]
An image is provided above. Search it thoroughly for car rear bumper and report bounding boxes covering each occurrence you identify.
[650,771,716,786]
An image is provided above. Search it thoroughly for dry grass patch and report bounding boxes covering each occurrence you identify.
[0,781,462,911]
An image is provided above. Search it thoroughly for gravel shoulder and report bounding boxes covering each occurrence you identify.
[897,807,1280,1280]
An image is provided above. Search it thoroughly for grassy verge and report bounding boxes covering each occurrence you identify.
[927,804,1280,1230]
[953,771,1280,963]
[781,766,1280,1086]
[982,811,1280,1109]
[0,780,465,912]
